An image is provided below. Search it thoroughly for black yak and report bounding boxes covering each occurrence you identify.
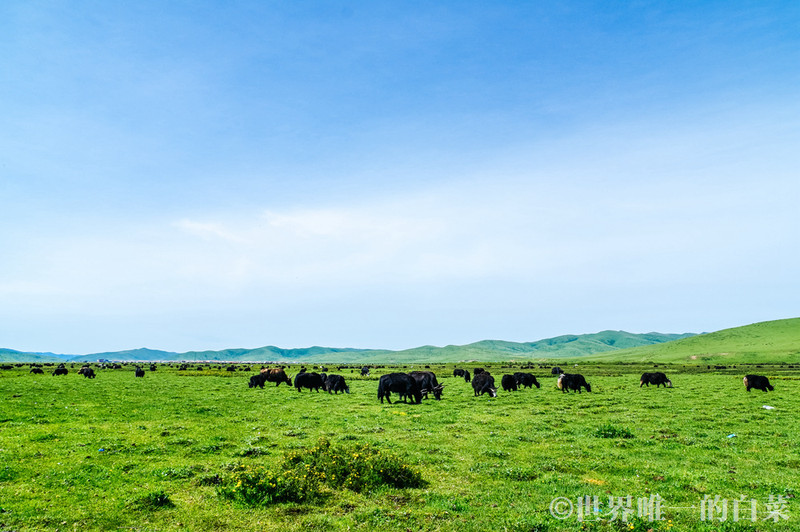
[472,372,497,397]
[410,371,444,400]
[557,373,591,393]
[259,368,292,386]
[324,374,350,394]
[744,375,774,392]
[501,374,518,392]
[78,366,96,379]
[294,372,324,392]
[514,372,541,389]
[453,368,471,382]
[640,372,672,388]
[377,373,422,404]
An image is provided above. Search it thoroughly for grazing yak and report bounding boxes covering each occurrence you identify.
[377,373,422,404]
[501,374,518,392]
[410,371,444,400]
[453,368,471,382]
[360,366,370,376]
[78,366,96,379]
[324,374,350,394]
[551,367,563,375]
[294,372,325,392]
[472,372,497,397]
[640,372,672,388]
[514,372,541,389]
[52,367,68,376]
[248,373,268,388]
[557,373,591,393]
[744,374,774,392]
[30,368,44,374]
[257,368,292,387]
[134,367,145,378]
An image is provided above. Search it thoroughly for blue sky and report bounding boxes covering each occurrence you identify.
[2,1,798,354]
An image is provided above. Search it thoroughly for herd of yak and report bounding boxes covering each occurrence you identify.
[16,363,777,402]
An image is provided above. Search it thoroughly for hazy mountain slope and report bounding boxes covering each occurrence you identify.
[580,318,800,363]
[1,331,692,364]
[20,322,799,364]
[262,331,695,364]
[0,348,68,363]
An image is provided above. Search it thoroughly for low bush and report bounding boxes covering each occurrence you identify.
[595,423,635,439]
[220,438,425,506]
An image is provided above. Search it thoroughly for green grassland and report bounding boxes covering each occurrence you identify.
[1,363,799,531]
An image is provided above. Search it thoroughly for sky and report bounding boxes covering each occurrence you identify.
[1,1,799,354]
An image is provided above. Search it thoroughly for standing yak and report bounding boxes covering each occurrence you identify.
[472,372,497,397]
[78,366,96,379]
[640,372,672,388]
[410,371,444,400]
[557,373,591,393]
[377,373,422,404]
[259,368,292,387]
[501,374,518,392]
[294,372,325,392]
[743,375,774,392]
[514,372,541,389]
[324,374,350,394]
[453,368,471,382]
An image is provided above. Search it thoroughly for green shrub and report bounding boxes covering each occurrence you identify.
[131,489,175,510]
[595,423,635,439]
[220,438,425,506]
[285,438,426,493]
[219,463,322,505]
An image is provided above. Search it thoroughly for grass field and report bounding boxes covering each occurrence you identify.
[1,363,798,531]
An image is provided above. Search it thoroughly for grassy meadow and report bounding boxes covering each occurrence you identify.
[1,363,799,531]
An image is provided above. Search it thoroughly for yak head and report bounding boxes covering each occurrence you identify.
[431,384,444,400]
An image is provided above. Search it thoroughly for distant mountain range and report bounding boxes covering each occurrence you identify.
[1,330,693,364]
[3,318,797,364]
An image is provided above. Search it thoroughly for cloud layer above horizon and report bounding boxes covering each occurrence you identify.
[2,2,798,353]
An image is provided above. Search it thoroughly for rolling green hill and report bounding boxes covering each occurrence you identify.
[4,318,797,364]
[0,349,69,363]
[343,331,695,364]
[580,317,800,363]
[0,331,695,364]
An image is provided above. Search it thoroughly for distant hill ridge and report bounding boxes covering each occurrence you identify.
[583,317,800,364]
[2,318,797,364]
[2,330,691,363]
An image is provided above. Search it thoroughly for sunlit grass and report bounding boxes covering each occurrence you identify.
[1,363,798,530]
